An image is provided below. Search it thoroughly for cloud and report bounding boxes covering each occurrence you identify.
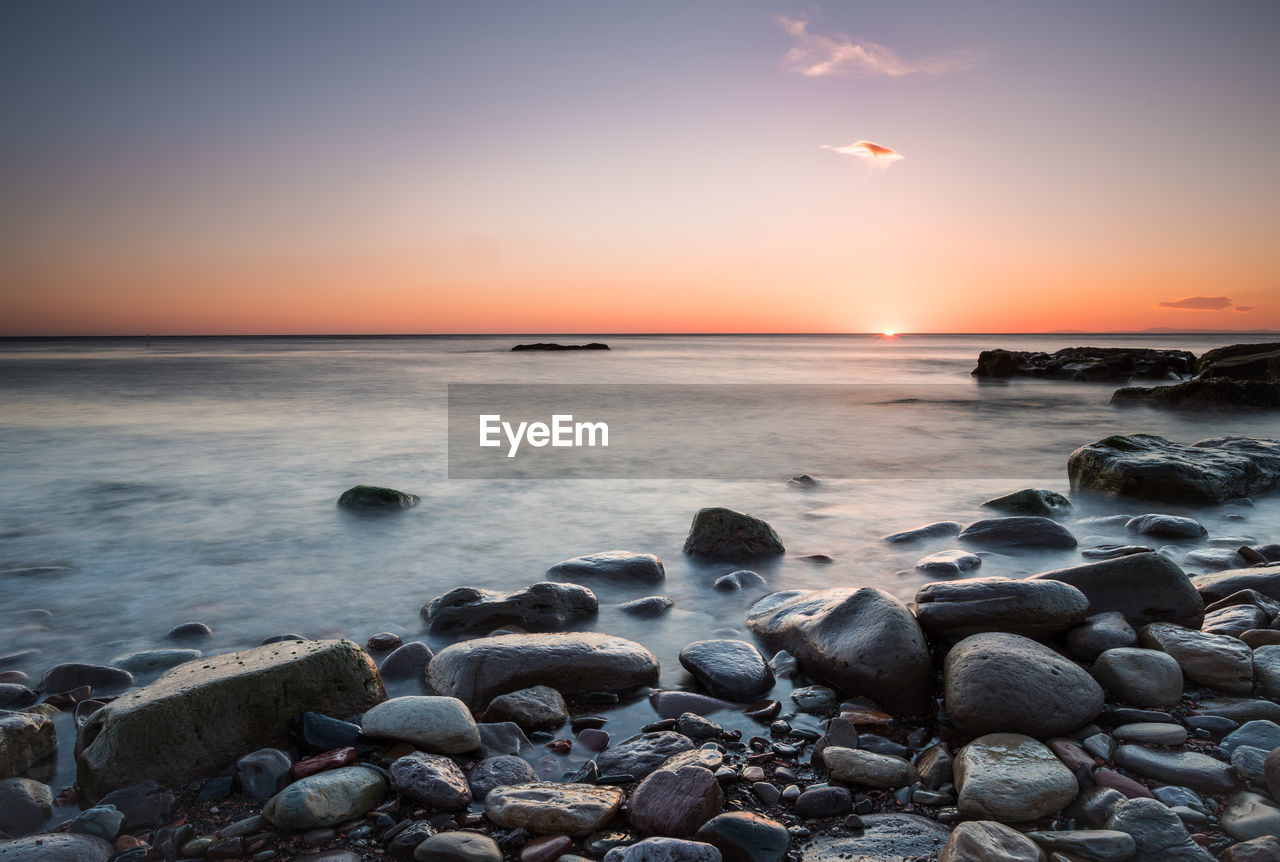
[821,140,904,165]
[777,15,985,78]
[1157,296,1234,310]
[1236,306,1254,313]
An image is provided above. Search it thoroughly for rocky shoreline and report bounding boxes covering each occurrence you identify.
[7,435,1280,860]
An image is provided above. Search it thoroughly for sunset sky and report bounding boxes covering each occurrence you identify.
[2,1,1277,335]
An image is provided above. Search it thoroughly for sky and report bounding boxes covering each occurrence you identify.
[1,0,1277,335]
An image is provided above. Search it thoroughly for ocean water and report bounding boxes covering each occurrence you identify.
[3,333,1280,796]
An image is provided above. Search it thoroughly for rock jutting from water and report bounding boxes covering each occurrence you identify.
[335,484,420,511]
[682,507,785,560]
[1068,433,1280,504]
[971,346,1196,380]
[547,551,666,582]
[420,581,598,633]
[511,342,610,351]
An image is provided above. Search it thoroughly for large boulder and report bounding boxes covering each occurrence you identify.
[972,347,1195,381]
[421,582,597,633]
[1028,553,1204,629]
[944,632,1105,738]
[75,639,385,800]
[1068,434,1280,504]
[1198,342,1280,377]
[683,508,784,560]
[1113,379,1280,410]
[745,588,932,714]
[957,517,1077,549]
[547,551,665,583]
[426,633,659,712]
[914,577,1089,639]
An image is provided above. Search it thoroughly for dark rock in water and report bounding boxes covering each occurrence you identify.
[595,732,695,779]
[426,632,659,712]
[679,640,773,702]
[1082,543,1155,559]
[972,346,1195,380]
[1114,378,1280,410]
[165,621,213,641]
[746,588,932,714]
[1029,552,1205,629]
[0,684,36,709]
[981,488,1073,518]
[958,516,1077,549]
[336,484,419,511]
[548,551,665,583]
[468,755,537,800]
[421,582,598,633]
[261,633,308,644]
[695,811,790,862]
[476,721,535,757]
[713,570,766,592]
[944,632,1105,738]
[365,632,402,652]
[802,813,952,860]
[1069,434,1280,504]
[1192,566,1280,603]
[378,641,433,680]
[1126,514,1207,539]
[914,550,982,577]
[511,342,610,351]
[618,596,674,617]
[649,690,738,719]
[883,520,963,544]
[39,663,133,695]
[915,576,1089,639]
[1198,342,1280,376]
[683,508,784,560]
[789,474,820,487]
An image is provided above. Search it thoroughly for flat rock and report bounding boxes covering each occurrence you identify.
[629,765,723,838]
[1197,696,1280,723]
[1113,745,1239,793]
[421,582,597,634]
[915,576,1089,639]
[426,633,659,712]
[75,639,384,800]
[1024,829,1136,861]
[1221,720,1280,756]
[1068,434,1280,505]
[594,732,695,779]
[694,812,789,862]
[547,551,665,582]
[38,663,133,694]
[618,596,674,617]
[389,751,470,810]
[683,508,784,560]
[955,733,1078,822]
[939,821,1046,862]
[957,516,1077,549]
[1112,722,1187,746]
[336,484,419,511]
[1127,514,1208,539]
[361,695,479,753]
[678,640,773,702]
[1204,604,1269,637]
[914,550,982,577]
[884,521,963,544]
[800,813,952,861]
[0,834,115,860]
[1091,647,1184,709]
[1029,553,1204,629]
[0,710,56,780]
[944,632,1104,738]
[484,782,623,836]
[746,588,933,714]
[262,765,387,830]
[973,346,1195,381]
[822,746,917,789]
[1068,612,1139,662]
[1139,622,1254,694]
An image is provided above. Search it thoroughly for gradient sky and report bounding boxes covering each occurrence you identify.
[2,0,1277,334]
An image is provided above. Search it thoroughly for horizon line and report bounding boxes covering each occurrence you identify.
[1,329,1278,339]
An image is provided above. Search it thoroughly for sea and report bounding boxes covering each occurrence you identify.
[3,333,1279,796]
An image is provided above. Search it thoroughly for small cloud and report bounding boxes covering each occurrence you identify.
[777,15,985,78]
[821,140,904,165]
[1157,296,1234,310]
[1236,306,1254,313]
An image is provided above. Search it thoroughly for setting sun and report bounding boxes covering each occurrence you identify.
[881,330,898,338]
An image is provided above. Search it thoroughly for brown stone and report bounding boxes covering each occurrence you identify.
[629,765,723,838]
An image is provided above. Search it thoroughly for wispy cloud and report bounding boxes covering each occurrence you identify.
[1158,296,1234,310]
[777,15,985,78]
[1236,306,1254,313]
[821,140,904,166]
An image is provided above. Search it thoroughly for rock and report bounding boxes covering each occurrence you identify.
[801,813,952,861]
[292,711,369,755]
[618,596,674,617]
[484,686,567,731]
[794,785,851,819]
[954,733,1078,822]
[1204,604,1270,637]
[520,835,572,862]
[1069,434,1280,505]
[1024,829,1135,861]
[682,508,784,560]
[0,777,52,837]
[1244,630,1280,649]
[1185,548,1246,571]
[547,551,665,583]
[630,765,722,837]
[1127,514,1208,539]
[291,746,356,779]
[678,641,773,702]
[477,721,535,757]
[1114,378,1280,410]
[884,521,964,544]
[957,516,1077,549]
[694,812,788,862]
[365,632,402,652]
[1223,791,1280,842]
[745,588,932,714]
[75,639,384,800]
[1091,648,1184,709]
[336,485,419,510]
[939,821,1046,862]
[822,746,917,789]
[1068,612,1139,662]
[1068,786,1131,828]
[915,550,983,577]
[1113,745,1239,793]
[1193,567,1280,604]
[390,751,471,810]
[650,691,737,719]
[67,804,123,840]
[914,576,1089,639]
[262,765,386,830]
[412,832,502,862]
[511,342,609,351]
[1221,720,1280,756]
[467,755,537,800]
[1232,745,1269,784]
[110,649,202,675]
[95,780,174,833]
[1138,622,1254,694]
[361,696,479,753]
[38,663,133,694]
[915,743,953,790]
[421,582,597,634]
[1029,553,1204,629]
[594,732,695,779]
[1112,723,1188,746]
[1106,797,1214,861]
[1221,836,1280,862]
[1198,343,1280,378]
[605,838,723,862]
[1082,543,1156,559]
[712,571,766,592]
[1197,697,1280,723]
[982,489,1073,518]
[944,632,1104,738]
[235,748,292,799]
[973,347,1195,380]
[0,833,115,860]
[0,685,34,710]
[674,713,721,741]
[166,621,213,641]
[0,710,56,780]
[427,633,659,713]
[379,642,434,680]
[484,783,623,836]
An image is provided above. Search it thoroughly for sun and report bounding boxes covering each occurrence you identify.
[881,329,897,337]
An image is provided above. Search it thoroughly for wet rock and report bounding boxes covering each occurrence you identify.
[110,649,202,675]
[1083,543,1156,559]
[427,632,659,712]
[801,813,952,861]
[379,641,434,680]
[548,551,665,583]
[365,632,402,652]
[1029,553,1204,629]
[67,804,123,840]
[1185,548,1247,571]
[1127,514,1208,539]
[92,780,174,833]
[390,751,471,810]
[884,521,963,544]
[650,691,738,719]
[292,711,368,755]
[1193,567,1280,604]
[1232,745,1269,784]
[1068,786,1130,828]
[1222,791,1280,842]
[823,746,917,789]
[262,765,385,829]
[630,765,723,837]
[1069,434,1280,505]
[679,640,773,702]
[0,685,35,709]
[712,571,766,592]
[337,484,419,511]
[683,508,785,560]
[477,721,535,757]
[973,346,1195,380]
[618,596,674,617]
[1105,797,1214,861]
[604,837,723,862]
[1139,622,1254,694]
[939,821,1046,862]
[75,639,384,800]
[955,733,1078,822]
[675,713,721,740]
[982,488,1073,519]
[957,516,1077,549]
[361,695,481,753]
[485,686,568,732]
[794,785,851,819]
[0,777,52,837]
[694,812,789,862]
[1068,612,1139,662]
[166,621,213,641]
[1197,697,1280,723]
[914,550,982,577]
[746,588,932,714]
[1091,647,1184,709]
[468,755,537,800]
[915,743,953,790]
[0,833,115,860]
[235,748,292,799]
[944,632,1104,738]
[915,576,1089,639]
[1025,829,1135,861]
[485,782,624,836]
[412,831,502,862]
[1113,745,1239,793]
[1114,378,1280,410]
[0,709,56,779]
[594,731,694,778]
[422,582,598,634]
[1205,603,1270,637]
[1221,836,1280,862]
[1113,722,1187,746]
[38,663,133,695]
[1221,721,1280,756]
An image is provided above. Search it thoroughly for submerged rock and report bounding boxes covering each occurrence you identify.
[336,485,419,511]
[618,596,674,617]
[914,550,982,577]
[421,582,597,633]
[547,551,665,582]
[914,576,1089,639]
[1068,434,1280,504]
[883,521,963,544]
[678,640,773,702]
[683,508,784,560]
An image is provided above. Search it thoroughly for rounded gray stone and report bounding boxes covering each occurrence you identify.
[1091,648,1184,709]
[361,695,480,753]
[954,733,1078,822]
[915,576,1089,639]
